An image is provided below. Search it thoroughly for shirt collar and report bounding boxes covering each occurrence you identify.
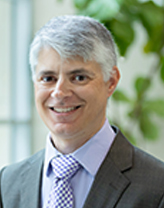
[43,119,115,177]
[72,119,115,176]
[43,133,61,177]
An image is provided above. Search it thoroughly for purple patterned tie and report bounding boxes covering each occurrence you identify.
[46,155,81,208]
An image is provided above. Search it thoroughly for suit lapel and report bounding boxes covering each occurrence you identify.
[21,150,44,208]
[83,128,133,208]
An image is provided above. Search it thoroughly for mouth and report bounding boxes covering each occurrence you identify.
[49,106,81,113]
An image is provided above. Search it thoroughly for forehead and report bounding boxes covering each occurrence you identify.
[36,47,103,75]
[37,47,61,66]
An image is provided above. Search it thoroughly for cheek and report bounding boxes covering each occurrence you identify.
[86,89,109,112]
[34,86,50,106]
[76,84,106,103]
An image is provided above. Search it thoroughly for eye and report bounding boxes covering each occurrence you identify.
[75,75,87,81]
[71,75,89,84]
[42,76,57,83]
[71,74,90,85]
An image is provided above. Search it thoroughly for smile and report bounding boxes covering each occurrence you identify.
[50,106,81,113]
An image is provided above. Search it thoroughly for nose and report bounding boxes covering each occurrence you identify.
[51,77,72,99]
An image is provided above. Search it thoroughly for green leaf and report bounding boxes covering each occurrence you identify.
[110,19,135,56]
[144,100,164,117]
[112,90,130,102]
[160,57,164,82]
[139,114,158,140]
[73,0,91,9]
[135,77,151,95]
[80,0,123,21]
[138,1,163,53]
[138,1,163,37]
[143,26,163,53]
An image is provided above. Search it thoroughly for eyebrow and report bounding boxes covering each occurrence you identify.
[37,70,57,77]
[37,68,95,78]
[68,68,95,76]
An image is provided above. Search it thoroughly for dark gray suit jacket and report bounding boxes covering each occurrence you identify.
[1,128,164,208]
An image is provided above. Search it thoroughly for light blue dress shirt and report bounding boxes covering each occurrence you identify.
[42,119,115,208]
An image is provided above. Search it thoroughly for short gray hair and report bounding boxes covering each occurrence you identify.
[29,15,117,81]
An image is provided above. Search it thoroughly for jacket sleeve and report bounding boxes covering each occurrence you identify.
[158,193,164,208]
[0,167,6,208]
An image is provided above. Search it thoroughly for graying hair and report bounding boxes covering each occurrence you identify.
[29,15,117,81]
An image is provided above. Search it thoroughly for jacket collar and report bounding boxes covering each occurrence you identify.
[83,127,133,208]
[21,150,44,208]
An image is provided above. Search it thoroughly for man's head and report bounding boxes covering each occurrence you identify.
[31,15,120,153]
[29,15,117,82]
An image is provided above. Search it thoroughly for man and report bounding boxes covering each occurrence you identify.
[1,15,164,208]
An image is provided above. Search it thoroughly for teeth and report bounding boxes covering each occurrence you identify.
[53,107,77,113]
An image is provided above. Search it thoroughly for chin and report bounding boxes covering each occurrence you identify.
[50,123,76,137]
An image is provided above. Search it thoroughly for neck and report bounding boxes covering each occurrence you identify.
[51,118,106,154]
[51,134,91,154]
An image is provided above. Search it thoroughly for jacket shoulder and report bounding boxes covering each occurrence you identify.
[133,145,164,172]
[111,126,164,172]
[0,149,45,185]
[0,150,45,208]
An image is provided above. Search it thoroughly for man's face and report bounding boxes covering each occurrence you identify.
[34,47,119,152]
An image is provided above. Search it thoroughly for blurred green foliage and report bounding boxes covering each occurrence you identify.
[59,0,164,144]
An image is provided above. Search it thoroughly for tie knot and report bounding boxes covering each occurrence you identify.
[51,155,80,180]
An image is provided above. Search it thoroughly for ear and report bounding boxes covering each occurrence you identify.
[107,66,120,97]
